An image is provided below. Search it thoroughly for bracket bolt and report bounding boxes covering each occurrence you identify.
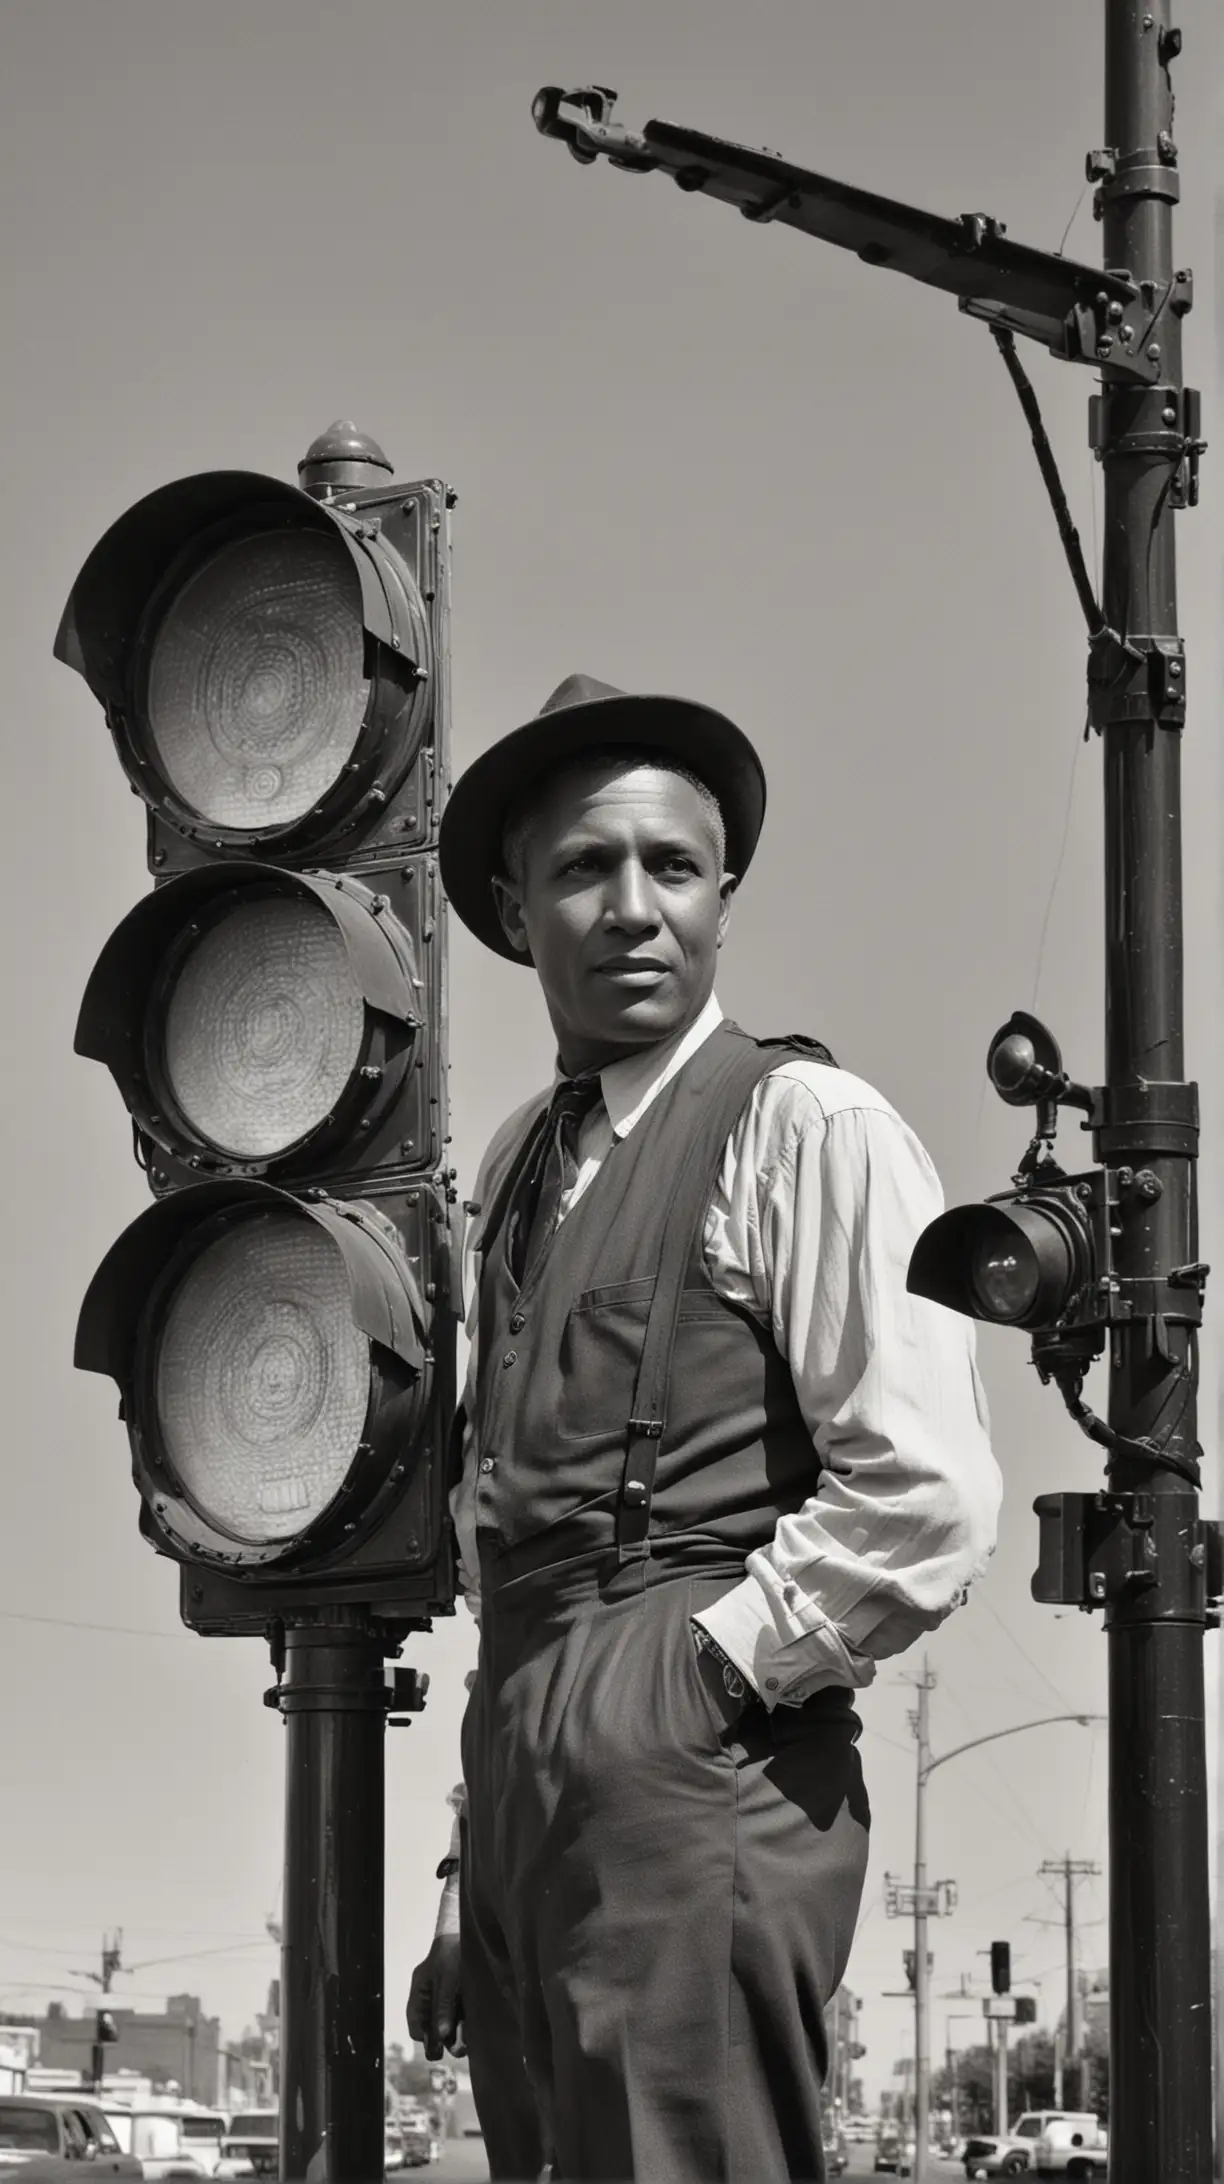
[1146,343,1161,361]
[1096,343,1113,360]
[1089,1572,1107,1600]
[1190,1543,1206,1570]
[1135,1169,1162,1200]
[1163,405,1178,424]
[1107,300,1124,323]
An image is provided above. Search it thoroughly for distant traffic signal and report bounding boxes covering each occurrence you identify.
[1015,1996,1037,2024]
[991,1941,1012,1994]
[60,424,458,1634]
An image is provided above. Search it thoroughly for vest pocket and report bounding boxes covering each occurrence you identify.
[554,1281,726,1442]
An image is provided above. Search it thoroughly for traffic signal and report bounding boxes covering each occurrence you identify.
[1015,1996,1037,2024]
[903,1951,934,1990]
[991,1941,1011,1994]
[96,2011,118,2044]
[59,424,458,1635]
[908,1015,1106,1334]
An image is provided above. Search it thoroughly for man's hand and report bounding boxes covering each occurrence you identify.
[407,1933,466,2059]
[691,1620,750,1731]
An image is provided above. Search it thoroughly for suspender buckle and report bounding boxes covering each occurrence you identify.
[627,1417,664,1438]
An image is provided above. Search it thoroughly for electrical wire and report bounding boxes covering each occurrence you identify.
[124,1939,273,1974]
[0,1610,192,1642]
[975,1590,1082,1718]
[1056,182,1091,259]
[1030,709,1088,1013]
[941,1686,1058,1859]
[861,1724,919,1760]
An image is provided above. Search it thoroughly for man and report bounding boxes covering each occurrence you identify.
[409,674,1001,2182]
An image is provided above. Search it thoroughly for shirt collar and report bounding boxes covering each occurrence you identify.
[573,991,725,1141]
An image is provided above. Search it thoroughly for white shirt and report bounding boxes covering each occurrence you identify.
[451,993,1000,1706]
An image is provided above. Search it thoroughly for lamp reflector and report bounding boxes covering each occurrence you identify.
[145,527,370,827]
[153,1211,370,1545]
[161,892,365,1157]
[969,1228,1041,1322]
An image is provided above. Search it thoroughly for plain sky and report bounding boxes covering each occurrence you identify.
[1,0,1221,2110]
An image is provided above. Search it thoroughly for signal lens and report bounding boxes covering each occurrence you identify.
[145,527,370,828]
[153,1211,370,1544]
[161,893,365,1157]
[969,1231,1040,1322]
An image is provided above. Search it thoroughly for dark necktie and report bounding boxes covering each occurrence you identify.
[508,1075,603,1285]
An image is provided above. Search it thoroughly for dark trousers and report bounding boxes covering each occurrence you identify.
[460,1553,871,2182]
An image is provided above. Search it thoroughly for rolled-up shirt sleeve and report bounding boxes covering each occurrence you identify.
[694,1071,1002,1705]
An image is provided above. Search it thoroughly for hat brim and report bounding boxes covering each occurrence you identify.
[438,691,766,963]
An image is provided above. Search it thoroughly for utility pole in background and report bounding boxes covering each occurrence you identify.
[911,1665,933,2171]
[74,1934,122,2093]
[1041,1856,1101,2109]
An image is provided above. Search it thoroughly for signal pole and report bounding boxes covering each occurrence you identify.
[1093,14,1210,2179]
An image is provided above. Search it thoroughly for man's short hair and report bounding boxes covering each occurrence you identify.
[499,744,727,886]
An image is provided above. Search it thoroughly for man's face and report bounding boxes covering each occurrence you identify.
[492,759,736,1074]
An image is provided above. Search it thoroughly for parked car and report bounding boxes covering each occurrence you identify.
[874,2120,903,2172]
[0,2096,142,2180]
[821,2115,848,2175]
[101,2103,213,2180]
[1031,2115,1108,2175]
[166,2107,228,2179]
[219,2111,278,2178]
[962,2135,1031,2177]
[964,2110,1105,2178]
[398,2107,437,2167]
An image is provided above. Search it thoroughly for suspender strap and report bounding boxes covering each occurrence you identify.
[616,1029,835,1562]
[474,1099,552,1376]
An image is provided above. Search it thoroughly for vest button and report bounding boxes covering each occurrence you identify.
[479,1457,496,1475]
[509,1314,525,1334]
[502,1350,517,1368]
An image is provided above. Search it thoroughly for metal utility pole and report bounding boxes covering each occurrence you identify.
[1040,1856,1100,2109]
[73,1933,123,2093]
[993,2016,1008,2138]
[1091,19,1211,2181]
[533,12,1214,2176]
[912,1665,933,2174]
[276,1620,389,2184]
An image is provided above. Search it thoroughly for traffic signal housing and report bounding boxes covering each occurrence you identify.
[61,425,458,1635]
[991,1940,1011,1994]
[907,1170,1108,1332]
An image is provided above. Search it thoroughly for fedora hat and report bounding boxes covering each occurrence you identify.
[438,673,766,963]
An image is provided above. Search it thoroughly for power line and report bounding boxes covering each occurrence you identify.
[975,1590,1082,1718]
[0,1610,191,1642]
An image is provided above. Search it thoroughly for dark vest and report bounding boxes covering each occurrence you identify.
[470,1022,835,1588]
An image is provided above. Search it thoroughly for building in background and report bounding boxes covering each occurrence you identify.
[37,1995,220,2104]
